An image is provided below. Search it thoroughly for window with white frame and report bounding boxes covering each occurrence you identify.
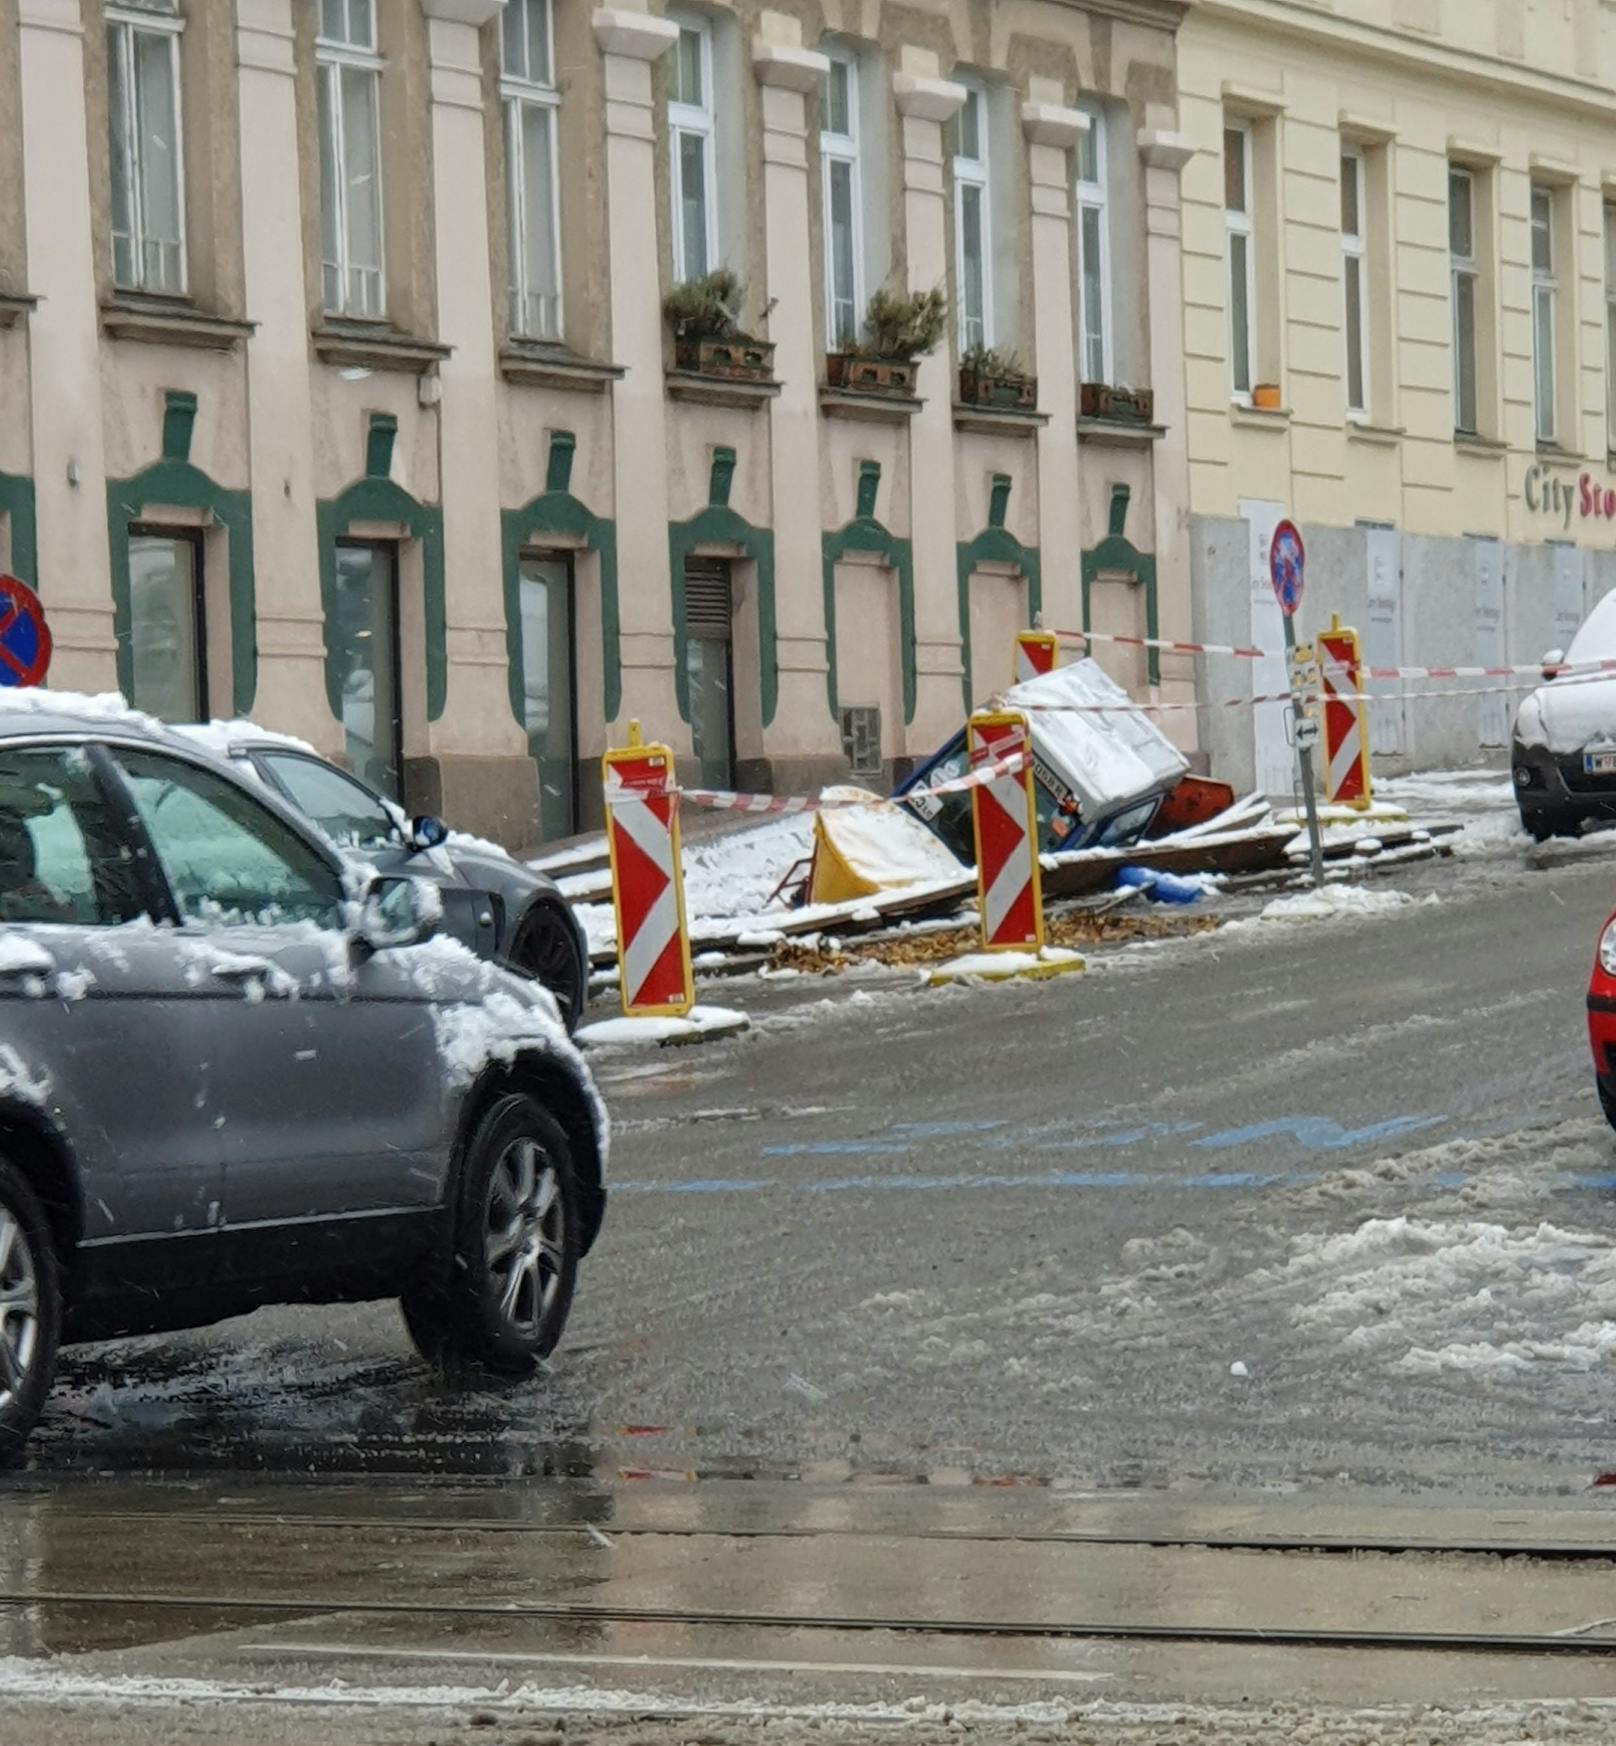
[1449,165,1478,434]
[1605,204,1616,453]
[316,0,384,319]
[502,0,561,339]
[1076,111,1109,384]
[950,83,992,352]
[1224,121,1255,401]
[1531,183,1557,444]
[106,0,186,295]
[668,17,717,281]
[820,52,862,349]
[1340,149,1368,418]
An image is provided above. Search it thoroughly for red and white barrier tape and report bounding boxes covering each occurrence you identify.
[669,747,1030,813]
[1057,625,1616,683]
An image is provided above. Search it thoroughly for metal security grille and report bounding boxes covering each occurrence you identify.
[841,705,881,778]
[684,559,732,637]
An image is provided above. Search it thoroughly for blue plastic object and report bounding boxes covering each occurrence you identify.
[1116,865,1203,905]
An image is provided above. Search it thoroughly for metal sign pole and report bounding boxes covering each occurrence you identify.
[1285,612,1326,889]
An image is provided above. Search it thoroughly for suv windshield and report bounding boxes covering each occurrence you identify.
[260,751,401,852]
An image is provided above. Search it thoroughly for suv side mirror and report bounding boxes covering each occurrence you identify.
[1543,648,1565,680]
[409,814,449,852]
[357,876,439,954]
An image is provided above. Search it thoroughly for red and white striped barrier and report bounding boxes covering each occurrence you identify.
[1316,620,1372,810]
[602,728,694,1017]
[1013,630,1060,685]
[967,711,1043,952]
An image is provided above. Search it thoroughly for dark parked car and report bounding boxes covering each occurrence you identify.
[176,725,589,1030]
[0,693,608,1463]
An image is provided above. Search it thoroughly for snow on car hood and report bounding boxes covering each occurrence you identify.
[1513,673,1616,755]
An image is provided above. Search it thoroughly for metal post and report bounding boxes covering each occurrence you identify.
[1284,614,1326,889]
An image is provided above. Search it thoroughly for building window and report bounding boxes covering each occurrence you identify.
[820,53,862,349]
[1449,167,1478,434]
[1605,204,1616,454]
[950,83,992,352]
[1340,149,1368,419]
[316,0,384,319]
[519,555,577,841]
[331,540,402,799]
[1224,121,1255,401]
[106,0,186,295]
[1532,183,1557,445]
[502,0,561,340]
[1076,111,1109,384]
[668,17,717,281]
[127,527,205,724]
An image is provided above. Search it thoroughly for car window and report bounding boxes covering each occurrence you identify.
[260,751,399,852]
[0,746,148,926]
[114,748,345,930]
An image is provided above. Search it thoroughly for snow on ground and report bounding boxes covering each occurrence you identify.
[1377,767,1526,857]
[1259,884,1430,924]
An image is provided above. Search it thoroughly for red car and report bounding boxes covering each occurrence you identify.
[1588,911,1616,1127]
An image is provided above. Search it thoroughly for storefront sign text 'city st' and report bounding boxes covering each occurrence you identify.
[1524,463,1616,531]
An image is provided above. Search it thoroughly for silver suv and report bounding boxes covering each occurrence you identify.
[0,693,608,1463]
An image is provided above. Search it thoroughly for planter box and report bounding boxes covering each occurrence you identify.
[1080,383,1154,425]
[674,334,775,379]
[825,352,917,395]
[959,367,1037,411]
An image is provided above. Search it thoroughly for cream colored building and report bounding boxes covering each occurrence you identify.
[1178,0,1616,790]
[2,0,1198,848]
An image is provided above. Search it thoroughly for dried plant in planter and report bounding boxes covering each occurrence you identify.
[664,269,775,379]
[825,286,949,396]
[959,343,1037,410]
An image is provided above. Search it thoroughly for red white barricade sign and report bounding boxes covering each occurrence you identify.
[602,732,694,1017]
[1013,630,1059,686]
[967,710,1044,952]
[1316,619,1372,810]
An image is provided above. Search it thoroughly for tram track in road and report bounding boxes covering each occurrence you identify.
[3,1581,1616,1659]
[18,1505,1616,1566]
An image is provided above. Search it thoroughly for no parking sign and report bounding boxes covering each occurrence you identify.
[0,574,50,688]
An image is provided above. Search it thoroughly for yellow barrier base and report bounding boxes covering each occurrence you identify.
[926,946,1086,987]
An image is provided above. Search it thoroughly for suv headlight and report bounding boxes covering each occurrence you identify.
[1599,920,1616,978]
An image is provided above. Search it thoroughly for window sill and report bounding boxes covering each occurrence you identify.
[1537,441,1585,462]
[1345,421,1404,448]
[819,386,922,424]
[102,297,256,352]
[665,369,782,409]
[1076,416,1166,446]
[953,403,1049,437]
[500,342,625,393]
[312,321,452,375]
[1229,403,1291,429]
[0,291,38,330]
[1454,431,1507,455]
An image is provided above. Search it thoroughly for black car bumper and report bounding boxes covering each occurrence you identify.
[1511,739,1616,823]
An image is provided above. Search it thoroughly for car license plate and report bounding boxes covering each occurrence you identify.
[1586,750,1616,775]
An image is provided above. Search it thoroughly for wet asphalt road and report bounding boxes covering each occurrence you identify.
[21,824,1616,1500]
[10,809,1616,1739]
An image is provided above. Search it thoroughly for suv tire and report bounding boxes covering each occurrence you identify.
[402,1095,580,1379]
[0,1160,61,1467]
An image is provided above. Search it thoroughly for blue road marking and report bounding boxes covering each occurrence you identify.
[1188,1116,1445,1151]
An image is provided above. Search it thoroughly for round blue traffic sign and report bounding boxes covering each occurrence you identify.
[0,574,51,687]
[1269,520,1305,618]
